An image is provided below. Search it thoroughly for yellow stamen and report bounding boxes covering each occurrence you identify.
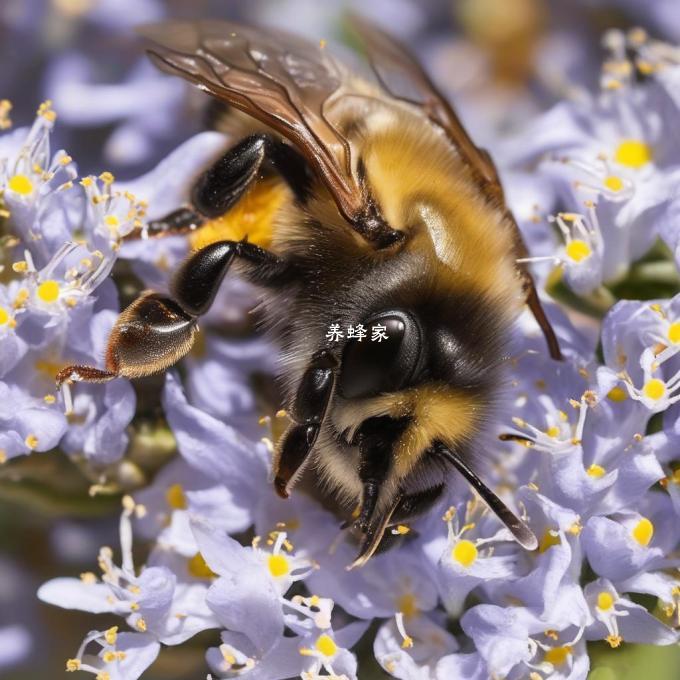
[597,591,615,611]
[104,626,118,645]
[8,174,34,196]
[606,634,622,648]
[565,239,591,262]
[267,553,290,578]
[631,517,654,546]
[102,651,116,663]
[136,617,147,632]
[586,464,606,478]
[315,633,337,657]
[643,378,665,401]
[604,175,624,192]
[25,434,39,449]
[546,425,560,438]
[66,659,81,671]
[451,539,478,567]
[37,280,60,303]
[165,483,187,510]
[0,307,9,325]
[615,139,652,169]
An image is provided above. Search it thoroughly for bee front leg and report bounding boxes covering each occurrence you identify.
[273,350,337,498]
[56,240,288,392]
[126,133,310,241]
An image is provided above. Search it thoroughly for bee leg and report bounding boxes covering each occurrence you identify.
[273,350,337,498]
[57,241,289,391]
[191,133,310,218]
[125,134,309,241]
[520,270,563,361]
[56,293,198,390]
[124,206,205,241]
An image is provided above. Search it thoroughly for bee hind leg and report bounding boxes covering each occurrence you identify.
[273,350,337,498]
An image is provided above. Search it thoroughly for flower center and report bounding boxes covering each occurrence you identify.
[315,633,337,658]
[597,591,615,611]
[604,175,624,192]
[451,539,478,567]
[187,552,216,579]
[268,553,290,578]
[538,529,562,553]
[396,592,419,619]
[104,214,120,231]
[632,517,654,546]
[8,173,34,195]
[643,379,665,401]
[544,645,572,666]
[607,386,627,402]
[668,322,680,344]
[586,464,606,478]
[37,280,60,303]
[165,483,187,510]
[565,239,591,262]
[614,139,652,169]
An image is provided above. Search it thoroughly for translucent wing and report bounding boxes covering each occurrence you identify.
[349,15,562,359]
[140,20,364,224]
[348,13,503,202]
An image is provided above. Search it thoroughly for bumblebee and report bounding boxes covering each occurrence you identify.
[57,17,561,567]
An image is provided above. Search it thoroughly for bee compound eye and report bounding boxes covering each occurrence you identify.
[338,311,422,399]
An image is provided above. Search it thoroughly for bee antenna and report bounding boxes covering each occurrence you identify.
[433,442,538,551]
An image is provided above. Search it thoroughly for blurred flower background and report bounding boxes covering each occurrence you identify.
[2,0,680,678]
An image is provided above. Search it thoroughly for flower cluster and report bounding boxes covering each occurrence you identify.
[1,18,680,680]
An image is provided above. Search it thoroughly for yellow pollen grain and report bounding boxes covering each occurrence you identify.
[668,322,680,344]
[565,239,591,262]
[268,553,290,578]
[544,645,572,667]
[0,307,9,325]
[44,394,56,404]
[587,464,606,478]
[96,673,110,680]
[165,483,187,510]
[136,617,147,632]
[607,386,628,402]
[539,529,562,553]
[615,139,652,169]
[102,651,116,663]
[643,378,665,401]
[394,524,410,535]
[12,261,28,273]
[104,214,120,229]
[37,280,60,303]
[25,434,39,449]
[104,626,118,645]
[597,591,615,611]
[315,634,337,657]
[631,517,654,546]
[8,174,34,195]
[187,552,216,579]
[66,658,81,671]
[604,175,624,192]
[451,539,478,567]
